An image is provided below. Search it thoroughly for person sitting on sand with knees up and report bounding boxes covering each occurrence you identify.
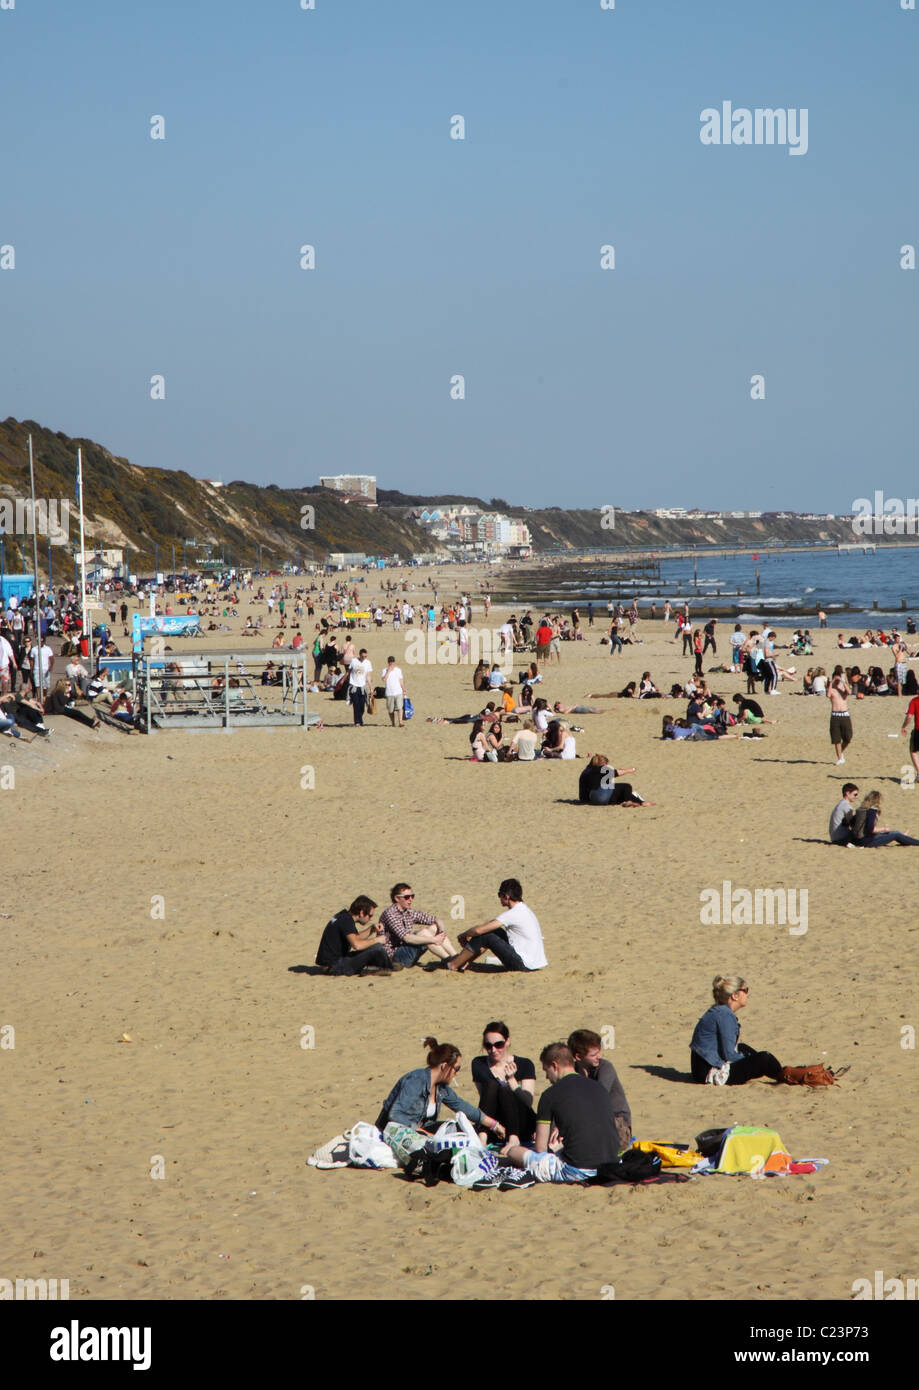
[578,753,651,805]
[447,878,547,973]
[850,789,919,847]
[378,883,458,967]
[500,1042,624,1182]
[314,894,402,976]
[375,1037,505,1140]
[829,782,860,846]
[471,1021,538,1145]
[568,1029,632,1152]
[689,975,783,1085]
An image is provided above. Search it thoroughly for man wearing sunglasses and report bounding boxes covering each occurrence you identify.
[378,883,457,967]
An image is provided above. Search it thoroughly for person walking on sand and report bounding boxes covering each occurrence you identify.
[384,655,406,727]
[900,689,919,780]
[828,668,853,766]
[892,635,909,697]
[348,647,372,726]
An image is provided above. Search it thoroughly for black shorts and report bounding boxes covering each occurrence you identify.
[830,713,853,748]
[910,730,919,754]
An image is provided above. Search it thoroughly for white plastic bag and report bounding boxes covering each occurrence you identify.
[346,1121,399,1169]
[451,1147,499,1188]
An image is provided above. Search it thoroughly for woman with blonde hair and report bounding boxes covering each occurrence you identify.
[852,790,919,847]
[689,975,783,1084]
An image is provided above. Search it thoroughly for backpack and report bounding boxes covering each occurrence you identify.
[591,1149,662,1184]
[781,1064,838,1087]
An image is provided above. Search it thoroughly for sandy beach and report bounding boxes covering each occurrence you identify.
[4,566,917,1301]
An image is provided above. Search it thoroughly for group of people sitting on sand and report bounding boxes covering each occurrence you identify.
[315,878,547,976]
[352,972,822,1184]
[375,1026,631,1183]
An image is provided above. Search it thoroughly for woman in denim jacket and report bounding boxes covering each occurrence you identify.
[690,976,783,1085]
[376,1037,505,1138]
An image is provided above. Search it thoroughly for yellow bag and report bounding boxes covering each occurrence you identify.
[631,1140,703,1169]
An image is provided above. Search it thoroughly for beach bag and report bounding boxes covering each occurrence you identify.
[425,1118,475,1154]
[402,696,414,720]
[781,1064,837,1087]
[631,1140,703,1169]
[403,1147,455,1186]
[592,1150,662,1184]
[346,1122,399,1169]
[382,1122,428,1167]
[451,1146,498,1188]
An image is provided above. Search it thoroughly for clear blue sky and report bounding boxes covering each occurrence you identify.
[1,0,916,511]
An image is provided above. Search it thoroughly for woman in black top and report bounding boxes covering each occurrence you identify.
[578,754,648,805]
[471,1022,537,1143]
[44,680,100,729]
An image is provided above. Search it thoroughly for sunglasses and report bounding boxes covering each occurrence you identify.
[397,893,415,900]
[484,1040,506,1050]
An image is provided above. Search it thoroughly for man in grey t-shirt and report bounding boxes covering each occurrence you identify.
[829,783,859,845]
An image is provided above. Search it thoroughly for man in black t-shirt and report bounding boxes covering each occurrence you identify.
[703,618,717,656]
[568,1029,632,1152]
[731,693,777,727]
[315,896,399,976]
[502,1042,622,1182]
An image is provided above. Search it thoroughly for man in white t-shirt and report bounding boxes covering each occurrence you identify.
[498,621,514,658]
[348,647,372,726]
[383,655,406,727]
[510,722,539,761]
[447,878,547,973]
[30,639,55,691]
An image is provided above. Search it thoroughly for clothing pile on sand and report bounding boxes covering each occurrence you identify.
[308,1120,828,1189]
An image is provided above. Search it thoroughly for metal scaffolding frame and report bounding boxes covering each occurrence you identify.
[134,647,315,732]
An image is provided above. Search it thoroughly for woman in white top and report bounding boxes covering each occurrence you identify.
[532,698,550,733]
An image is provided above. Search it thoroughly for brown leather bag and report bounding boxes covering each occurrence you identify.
[781,1064,837,1087]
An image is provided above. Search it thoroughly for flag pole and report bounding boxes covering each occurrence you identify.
[28,435,45,703]
[77,448,93,672]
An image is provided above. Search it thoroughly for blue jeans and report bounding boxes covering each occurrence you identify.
[392,943,425,966]
[463,927,528,971]
[588,787,614,805]
[0,713,21,738]
[609,636,622,654]
[860,832,919,847]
